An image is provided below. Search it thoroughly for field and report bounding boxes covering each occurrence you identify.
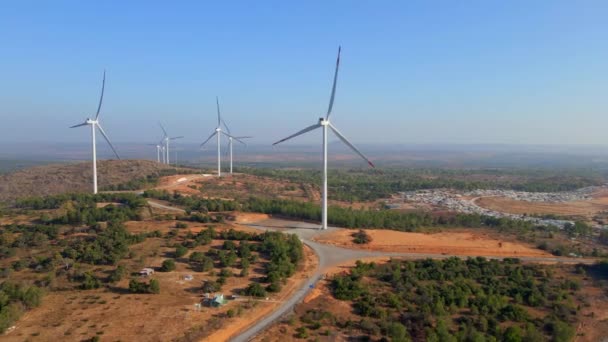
[313,228,552,258]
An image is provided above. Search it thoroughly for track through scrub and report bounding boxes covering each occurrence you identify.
[230,217,595,341]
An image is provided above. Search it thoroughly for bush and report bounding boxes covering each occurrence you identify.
[160,259,176,272]
[294,326,308,339]
[149,279,160,294]
[109,265,126,283]
[352,229,372,244]
[245,282,266,297]
[175,222,188,229]
[79,272,102,290]
[128,279,158,294]
[175,245,188,258]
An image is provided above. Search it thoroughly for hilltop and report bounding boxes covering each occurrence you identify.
[0,159,191,202]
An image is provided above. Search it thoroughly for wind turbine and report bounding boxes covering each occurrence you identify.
[148,143,162,162]
[273,47,375,230]
[221,119,252,174]
[69,70,121,194]
[200,97,245,177]
[159,123,183,165]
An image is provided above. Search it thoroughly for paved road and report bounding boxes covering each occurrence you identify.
[230,218,596,342]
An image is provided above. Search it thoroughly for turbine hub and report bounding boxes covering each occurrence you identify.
[320,118,329,126]
[216,128,221,132]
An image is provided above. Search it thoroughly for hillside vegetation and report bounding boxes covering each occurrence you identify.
[0,160,191,203]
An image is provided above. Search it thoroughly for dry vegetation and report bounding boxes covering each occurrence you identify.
[313,228,553,258]
[0,160,178,202]
[475,190,608,224]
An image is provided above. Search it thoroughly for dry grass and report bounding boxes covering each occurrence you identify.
[0,160,178,202]
[313,228,552,258]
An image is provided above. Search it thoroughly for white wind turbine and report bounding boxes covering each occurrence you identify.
[221,118,252,174]
[273,47,375,230]
[148,143,162,162]
[200,97,246,177]
[159,123,183,165]
[70,70,121,194]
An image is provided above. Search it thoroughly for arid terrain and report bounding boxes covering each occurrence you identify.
[2,167,608,342]
[0,160,188,202]
[475,189,608,222]
[313,228,552,258]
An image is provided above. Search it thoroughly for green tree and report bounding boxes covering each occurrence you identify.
[160,259,176,272]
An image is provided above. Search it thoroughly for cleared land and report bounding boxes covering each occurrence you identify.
[474,189,608,220]
[313,228,552,258]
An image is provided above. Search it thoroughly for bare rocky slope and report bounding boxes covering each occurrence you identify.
[0,159,180,202]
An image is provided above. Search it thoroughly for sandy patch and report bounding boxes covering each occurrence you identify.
[314,229,552,258]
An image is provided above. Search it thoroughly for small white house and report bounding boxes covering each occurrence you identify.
[140,268,155,277]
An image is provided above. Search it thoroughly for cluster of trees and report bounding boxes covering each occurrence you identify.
[143,190,238,213]
[242,197,557,235]
[102,168,200,191]
[329,258,578,341]
[240,167,604,202]
[0,282,44,333]
[14,193,146,226]
[158,226,303,296]
[61,222,147,265]
[128,279,160,294]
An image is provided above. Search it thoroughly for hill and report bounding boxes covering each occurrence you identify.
[0,159,188,202]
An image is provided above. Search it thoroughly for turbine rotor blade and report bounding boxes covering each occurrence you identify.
[200,131,217,148]
[170,136,184,140]
[70,121,88,128]
[221,118,231,134]
[272,123,321,145]
[326,46,341,120]
[96,123,121,159]
[216,96,221,127]
[328,122,375,168]
[221,131,246,145]
[158,122,168,137]
[95,70,106,120]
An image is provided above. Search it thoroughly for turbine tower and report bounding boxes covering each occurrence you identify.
[221,118,252,174]
[148,143,162,162]
[200,97,245,177]
[273,47,375,229]
[159,123,183,165]
[70,70,121,194]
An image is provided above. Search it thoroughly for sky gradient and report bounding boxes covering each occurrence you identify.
[1,1,607,146]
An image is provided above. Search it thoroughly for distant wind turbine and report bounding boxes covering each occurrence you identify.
[200,97,246,177]
[148,143,162,163]
[221,118,252,174]
[69,70,121,194]
[159,123,183,165]
[273,47,375,230]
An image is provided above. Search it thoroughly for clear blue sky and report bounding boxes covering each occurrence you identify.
[0,1,607,145]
